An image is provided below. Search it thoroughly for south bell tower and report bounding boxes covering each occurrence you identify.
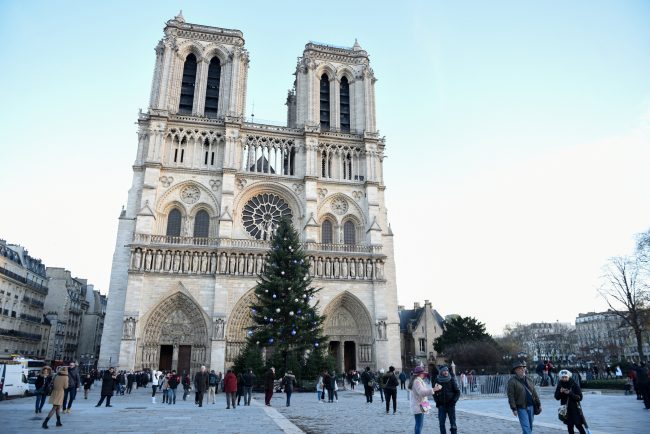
[99,14,400,374]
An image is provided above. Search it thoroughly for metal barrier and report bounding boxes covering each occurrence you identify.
[457,374,551,397]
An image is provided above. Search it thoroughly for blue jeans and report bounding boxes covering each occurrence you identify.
[168,388,176,404]
[286,391,292,406]
[516,406,534,434]
[438,405,457,433]
[414,413,424,434]
[35,392,47,411]
[63,387,77,410]
[244,386,252,405]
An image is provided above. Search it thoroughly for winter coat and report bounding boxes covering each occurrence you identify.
[409,376,433,415]
[101,371,116,396]
[168,375,179,389]
[383,372,399,390]
[264,369,275,391]
[67,366,81,389]
[224,372,238,393]
[35,374,52,394]
[237,374,245,394]
[507,375,540,411]
[282,374,296,393]
[243,372,255,387]
[433,376,460,407]
[49,370,69,406]
[555,378,585,426]
[194,371,209,393]
[83,377,93,390]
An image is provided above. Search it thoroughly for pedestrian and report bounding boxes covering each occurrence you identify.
[361,366,374,403]
[555,370,587,434]
[95,367,116,408]
[282,370,296,407]
[34,366,53,414]
[351,369,360,390]
[151,370,161,404]
[243,368,255,406]
[399,370,407,390]
[264,367,275,406]
[635,362,650,409]
[433,366,460,434]
[237,371,245,406]
[378,368,386,402]
[208,369,218,404]
[182,371,191,401]
[62,362,81,414]
[161,372,170,404]
[409,366,433,434]
[42,366,68,429]
[224,369,238,409]
[331,370,339,402]
[383,366,399,414]
[507,361,541,434]
[82,373,93,399]
[615,366,623,379]
[168,370,178,404]
[126,371,135,394]
[194,365,209,407]
[323,369,333,402]
[316,373,324,402]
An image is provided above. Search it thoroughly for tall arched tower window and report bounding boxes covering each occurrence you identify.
[321,220,333,244]
[340,76,350,132]
[204,57,221,118]
[179,54,197,114]
[320,74,330,131]
[193,210,210,238]
[166,208,182,237]
[343,220,355,245]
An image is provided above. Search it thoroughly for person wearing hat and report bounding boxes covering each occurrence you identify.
[555,369,587,434]
[507,361,541,434]
[42,366,68,429]
[409,365,434,434]
[433,366,460,434]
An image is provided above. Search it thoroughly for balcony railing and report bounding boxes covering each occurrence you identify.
[132,234,382,254]
[0,328,41,341]
[0,267,48,295]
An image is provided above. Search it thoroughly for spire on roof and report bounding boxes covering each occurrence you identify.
[352,38,362,51]
[174,10,185,23]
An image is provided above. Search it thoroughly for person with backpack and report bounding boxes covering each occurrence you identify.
[399,370,407,390]
[208,370,218,404]
[433,366,460,434]
[35,366,53,414]
[383,366,399,414]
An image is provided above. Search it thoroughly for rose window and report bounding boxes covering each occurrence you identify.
[242,193,293,240]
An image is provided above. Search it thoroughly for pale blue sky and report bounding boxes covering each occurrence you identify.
[1,1,649,334]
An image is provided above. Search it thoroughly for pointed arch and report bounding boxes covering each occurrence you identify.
[322,291,373,344]
[225,288,257,362]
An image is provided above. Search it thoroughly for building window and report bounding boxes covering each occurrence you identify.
[193,210,210,238]
[179,53,197,114]
[343,221,355,245]
[204,57,221,118]
[321,220,333,244]
[340,76,350,132]
[320,74,330,131]
[166,208,182,237]
[419,338,426,352]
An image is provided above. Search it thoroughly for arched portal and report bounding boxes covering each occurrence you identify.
[140,292,209,374]
[322,291,374,373]
[225,289,257,365]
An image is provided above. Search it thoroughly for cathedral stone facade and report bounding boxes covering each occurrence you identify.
[98,14,400,375]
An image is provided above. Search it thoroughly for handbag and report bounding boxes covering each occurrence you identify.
[419,400,431,414]
[558,404,568,423]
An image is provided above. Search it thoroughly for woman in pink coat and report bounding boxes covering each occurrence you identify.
[409,366,433,434]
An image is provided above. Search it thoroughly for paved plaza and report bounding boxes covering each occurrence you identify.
[0,384,647,433]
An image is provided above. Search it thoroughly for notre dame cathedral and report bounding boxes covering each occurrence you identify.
[98,13,400,375]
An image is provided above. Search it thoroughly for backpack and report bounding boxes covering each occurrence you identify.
[385,373,399,388]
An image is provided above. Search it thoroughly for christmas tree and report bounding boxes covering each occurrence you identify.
[248,217,327,371]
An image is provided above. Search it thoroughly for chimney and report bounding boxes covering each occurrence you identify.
[414,302,420,309]
[424,299,430,306]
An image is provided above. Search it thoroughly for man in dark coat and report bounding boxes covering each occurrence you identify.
[63,362,81,413]
[360,366,374,403]
[264,367,275,406]
[194,365,209,407]
[95,367,117,407]
[243,368,256,406]
[433,366,461,434]
[636,362,650,409]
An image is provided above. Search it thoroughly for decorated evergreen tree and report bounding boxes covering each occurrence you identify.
[248,217,327,371]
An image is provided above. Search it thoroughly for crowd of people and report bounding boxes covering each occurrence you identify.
[28,358,650,433]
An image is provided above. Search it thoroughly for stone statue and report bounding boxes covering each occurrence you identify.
[132,249,142,270]
[229,254,236,274]
[376,261,383,279]
[325,258,331,277]
[333,258,340,278]
[366,260,373,279]
[183,251,190,273]
[214,318,225,340]
[164,251,172,271]
[210,253,218,273]
[192,252,200,273]
[201,253,208,273]
[219,252,227,274]
[247,254,254,275]
[238,255,245,275]
[154,250,163,271]
[357,259,364,279]
[316,257,323,276]
[173,251,181,272]
[341,259,348,279]
[256,255,263,274]
[350,259,356,278]
[309,257,315,276]
[123,317,135,339]
[144,250,153,271]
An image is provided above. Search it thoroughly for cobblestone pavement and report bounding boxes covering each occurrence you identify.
[0,384,647,433]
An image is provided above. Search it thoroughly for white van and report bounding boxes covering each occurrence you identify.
[0,363,28,399]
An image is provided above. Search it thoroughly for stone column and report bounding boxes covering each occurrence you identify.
[172,344,179,371]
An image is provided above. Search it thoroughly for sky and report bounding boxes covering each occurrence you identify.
[1,1,649,335]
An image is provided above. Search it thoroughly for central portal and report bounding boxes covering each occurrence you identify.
[178,345,191,374]
[159,345,173,371]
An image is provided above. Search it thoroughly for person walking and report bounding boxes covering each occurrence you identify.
[409,366,433,434]
[95,367,116,408]
[243,368,255,406]
[361,366,374,403]
[635,362,650,409]
[224,369,238,409]
[126,371,135,394]
[34,366,53,414]
[236,371,245,406]
[507,361,541,434]
[555,370,587,434]
[378,369,386,403]
[282,370,296,407]
[182,371,191,401]
[383,366,399,414]
[42,366,68,429]
[62,362,81,414]
[82,373,93,399]
[208,370,218,404]
[323,369,333,402]
[331,370,339,402]
[194,365,209,407]
[161,373,170,404]
[264,367,275,406]
[399,370,407,390]
[168,371,178,404]
[151,370,161,404]
[433,366,460,434]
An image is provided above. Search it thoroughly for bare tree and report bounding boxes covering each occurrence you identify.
[599,256,649,361]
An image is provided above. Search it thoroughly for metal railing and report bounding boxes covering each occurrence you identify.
[456,374,548,397]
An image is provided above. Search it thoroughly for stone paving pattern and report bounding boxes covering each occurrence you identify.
[0,383,647,433]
